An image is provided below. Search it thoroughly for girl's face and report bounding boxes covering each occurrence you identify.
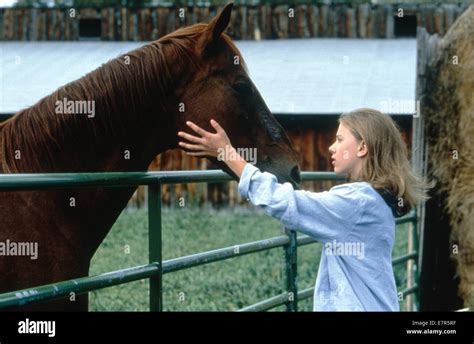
[328,123,367,178]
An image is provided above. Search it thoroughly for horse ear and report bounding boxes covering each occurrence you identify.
[203,3,234,47]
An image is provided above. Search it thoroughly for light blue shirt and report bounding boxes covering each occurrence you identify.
[238,163,399,311]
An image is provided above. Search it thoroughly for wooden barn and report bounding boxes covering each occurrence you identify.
[0,38,415,206]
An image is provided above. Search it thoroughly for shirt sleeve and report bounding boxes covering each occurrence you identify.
[238,163,364,241]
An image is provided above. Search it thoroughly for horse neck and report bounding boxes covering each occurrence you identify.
[62,43,179,173]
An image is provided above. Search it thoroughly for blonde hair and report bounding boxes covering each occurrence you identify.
[339,108,431,211]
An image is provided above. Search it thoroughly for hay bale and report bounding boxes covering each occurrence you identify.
[423,5,474,307]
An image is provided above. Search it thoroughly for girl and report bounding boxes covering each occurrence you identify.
[177,108,429,311]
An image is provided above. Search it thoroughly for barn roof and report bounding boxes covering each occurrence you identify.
[0,39,417,116]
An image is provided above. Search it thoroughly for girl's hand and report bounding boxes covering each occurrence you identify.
[177,119,233,158]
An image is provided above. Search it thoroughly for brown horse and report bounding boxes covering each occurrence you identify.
[0,4,300,311]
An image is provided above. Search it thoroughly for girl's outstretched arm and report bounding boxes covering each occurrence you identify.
[177,119,364,242]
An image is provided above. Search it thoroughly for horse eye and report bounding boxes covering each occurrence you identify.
[232,82,252,96]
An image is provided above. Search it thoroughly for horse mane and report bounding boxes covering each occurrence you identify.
[0,24,246,173]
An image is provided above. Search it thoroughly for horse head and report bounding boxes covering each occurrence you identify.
[165,4,301,187]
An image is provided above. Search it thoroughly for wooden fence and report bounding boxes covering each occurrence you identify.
[0,3,469,41]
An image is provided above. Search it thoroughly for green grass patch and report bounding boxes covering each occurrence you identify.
[90,206,413,311]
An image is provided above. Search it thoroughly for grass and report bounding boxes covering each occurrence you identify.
[89,205,413,311]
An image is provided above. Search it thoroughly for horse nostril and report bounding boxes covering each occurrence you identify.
[290,165,301,185]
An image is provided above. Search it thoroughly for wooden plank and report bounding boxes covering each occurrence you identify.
[101,8,107,40]
[150,8,158,40]
[156,7,165,39]
[65,9,70,40]
[288,5,296,38]
[346,7,356,38]
[259,4,270,39]
[56,10,63,40]
[303,128,315,190]
[233,5,242,40]
[121,7,128,41]
[137,8,142,41]
[47,9,52,40]
[336,4,345,38]
[49,8,54,41]
[166,7,175,35]
[278,5,289,39]
[385,5,394,38]
[367,6,374,38]
[434,7,444,35]
[109,8,115,41]
[265,4,274,39]
[327,5,335,37]
[297,5,308,38]
[42,10,47,41]
[307,5,318,38]
[239,5,248,40]
[142,8,150,41]
[127,9,133,41]
[0,10,3,41]
[425,5,435,34]
[358,3,369,38]
[73,9,79,40]
[248,6,258,40]
[18,9,24,40]
[113,8,119,41]
[376,5,385,38]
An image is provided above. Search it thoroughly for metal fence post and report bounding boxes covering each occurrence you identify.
[148,184,162,312]
[284,228,298,312]
[412,209,420,311]
[406,220,414,311]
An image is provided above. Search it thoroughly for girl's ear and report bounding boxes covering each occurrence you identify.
[357,141,368,158]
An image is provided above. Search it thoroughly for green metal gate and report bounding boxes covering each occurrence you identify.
[0,170,419,311]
